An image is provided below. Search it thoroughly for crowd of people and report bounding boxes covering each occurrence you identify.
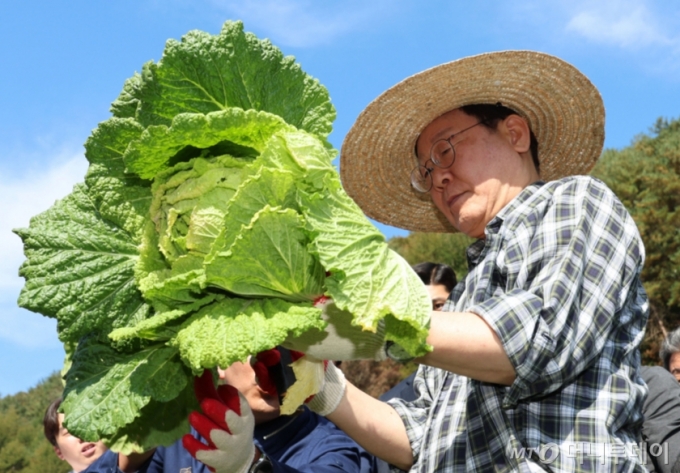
[43,49,680,473]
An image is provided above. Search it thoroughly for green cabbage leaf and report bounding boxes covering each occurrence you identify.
[13,20,431,453]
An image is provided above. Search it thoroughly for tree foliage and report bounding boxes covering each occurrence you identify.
[591,116,680,363]
[0,373,70,473]
[388,232,473,279]
[340,359,416,399]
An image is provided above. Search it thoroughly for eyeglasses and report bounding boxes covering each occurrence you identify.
[410,120,486,193]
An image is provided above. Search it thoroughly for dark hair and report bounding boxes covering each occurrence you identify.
[412,262,457,293]
[660,327,680,371]
[461,103,540,174]
[44,398,62,447]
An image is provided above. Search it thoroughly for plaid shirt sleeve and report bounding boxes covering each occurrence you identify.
[386,364,441,465]
[468,177,647,409]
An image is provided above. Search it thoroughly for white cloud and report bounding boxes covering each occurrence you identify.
[0,152,88,291]
[565,1,675,49]
[211,0,396,48]
[0,151,86,348]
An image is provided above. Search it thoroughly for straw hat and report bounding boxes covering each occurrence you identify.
[340,50,605,233]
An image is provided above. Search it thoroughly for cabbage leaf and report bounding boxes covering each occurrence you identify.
[14,20,431,453]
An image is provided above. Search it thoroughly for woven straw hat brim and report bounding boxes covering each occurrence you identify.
[340,50,605,233]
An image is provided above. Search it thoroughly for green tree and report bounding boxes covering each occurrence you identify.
[0,409,27,472]
[22,443,69,473]
[0,373,69,473]
[388,232,473,279]
[591,116,680,363]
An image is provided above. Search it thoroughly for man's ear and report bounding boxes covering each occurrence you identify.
[502,114,531,154]
[53,445,65,460]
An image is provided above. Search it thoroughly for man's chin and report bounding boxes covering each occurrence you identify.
[445,215,468,236]
[253,405,281,425]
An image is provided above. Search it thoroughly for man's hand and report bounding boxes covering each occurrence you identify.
[182,370,256,473]
[251,347,347,417]
[305,359,347,416]
[250,348,284,397]
[283,297,387,361]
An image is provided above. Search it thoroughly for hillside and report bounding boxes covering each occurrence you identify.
[0,372,70,473]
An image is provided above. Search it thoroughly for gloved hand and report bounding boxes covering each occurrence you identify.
[250,349,283,397]
[182,370,256,473]
[282,296,387,361]
[305,359,347,417]
[251,347,346,417]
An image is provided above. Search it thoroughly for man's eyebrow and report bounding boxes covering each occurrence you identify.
[431,128,454,142]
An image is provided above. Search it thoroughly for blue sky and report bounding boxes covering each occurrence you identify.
[1,0,679,396]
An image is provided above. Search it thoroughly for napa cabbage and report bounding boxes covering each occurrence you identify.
[14,21,431,453]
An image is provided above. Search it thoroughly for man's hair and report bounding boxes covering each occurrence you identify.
[660,327,680,371]
[412,262,457,293]
[461,103,540,173]
[44,398,62,447]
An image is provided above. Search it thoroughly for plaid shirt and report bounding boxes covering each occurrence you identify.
[388,177,649,473]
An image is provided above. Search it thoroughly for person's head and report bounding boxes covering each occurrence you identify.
[459,103,539,173]
[660,328,680,381]
[340,51,604,237]
[217,361,280,425]
[412,262,457,311]
[43,398,108,472]
[413,105,540,237]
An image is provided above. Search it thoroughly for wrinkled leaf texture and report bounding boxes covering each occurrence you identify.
[13,20,430,453]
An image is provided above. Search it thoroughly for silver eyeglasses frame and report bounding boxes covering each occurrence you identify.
[410,120,486,193]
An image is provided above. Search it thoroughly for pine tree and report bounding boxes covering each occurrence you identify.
[591,116,680,363]
[388,232,473,279]
[0,373,69,473]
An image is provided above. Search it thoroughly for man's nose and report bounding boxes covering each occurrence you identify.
[430,166,453,189]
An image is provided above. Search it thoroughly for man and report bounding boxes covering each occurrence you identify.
[639,366,680,473]
[287,51,649,472]
[636,329,680,472]
[660,327,680,381]
[146,349,379,473]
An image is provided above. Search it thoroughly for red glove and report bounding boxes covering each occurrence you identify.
[182,370,256,473]
[250,348,283,397]
[254,347,344,415]
[251,347,307,399]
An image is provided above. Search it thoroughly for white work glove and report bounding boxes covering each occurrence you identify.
[182,370,256,473]
[305,360,347,416]
[283,296,387,361]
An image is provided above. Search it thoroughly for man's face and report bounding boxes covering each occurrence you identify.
[669,352,680,382]
[415,109,538,238]
[218,360,280,424]
[54,413,108,473]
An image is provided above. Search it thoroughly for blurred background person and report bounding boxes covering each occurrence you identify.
[638,365,680,473]
[411,262,458,311]
[660,327,680,381]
